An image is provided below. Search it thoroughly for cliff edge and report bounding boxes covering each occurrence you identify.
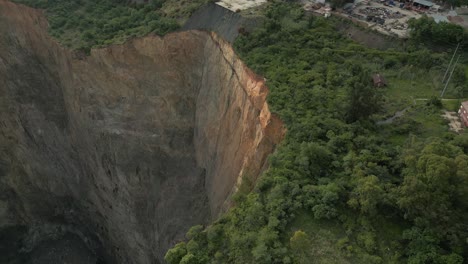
[0,1,284,263]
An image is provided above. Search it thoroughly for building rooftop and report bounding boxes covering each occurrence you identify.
[216,0,267,12]
[462,101,468,110]
[430,14,449,23]
[413,0,434,7]
[372,74,387,86]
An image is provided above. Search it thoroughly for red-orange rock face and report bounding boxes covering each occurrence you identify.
[0,1,284,263]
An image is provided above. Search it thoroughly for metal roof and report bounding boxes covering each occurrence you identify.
[462,101,468,110]
[413,0,433,7]
[429,14,449,23]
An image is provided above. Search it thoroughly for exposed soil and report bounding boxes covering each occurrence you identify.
[336,18,406,50]
[442,110,464,133]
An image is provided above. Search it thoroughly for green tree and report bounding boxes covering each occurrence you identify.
[186,225,204,240]
[180,253,197,264]
[290,230,310,263]
[348,175,384,215]
[398,140,468,260]
[403,227,463,264]
[452,65,467,87]
[165,242,187,264]
[345,65,382,122]
[399,150,458,220]
[408,15,468,47]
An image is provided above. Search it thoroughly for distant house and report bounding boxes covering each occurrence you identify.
[458,101,468,127]
[372,74,387,87]
[324,6,332,18]
[412,0,433,9]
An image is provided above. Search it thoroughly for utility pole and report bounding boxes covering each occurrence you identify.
[442,43,460,83]
[440,55,461,98]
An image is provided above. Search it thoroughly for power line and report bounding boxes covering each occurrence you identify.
[440,55,461,98]
[442,42,460,83]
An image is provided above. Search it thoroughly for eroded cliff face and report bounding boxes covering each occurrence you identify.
[0,1,283,263]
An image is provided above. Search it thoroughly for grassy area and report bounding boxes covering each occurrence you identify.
[385,66,463,99]
[377,63,467,145]
[442,99,466,111]
[378,102,454,146]
[286,213,352,264]
[409,103,450,137]
[387,75,440,100]
[287,211,406,264]
[13,0,210,51]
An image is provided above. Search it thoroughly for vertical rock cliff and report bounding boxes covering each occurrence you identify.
[0,1,284,263]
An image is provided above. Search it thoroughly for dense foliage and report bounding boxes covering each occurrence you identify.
[13,0,208,52]
[166,3,468,264]
[408,15,468,48]
[447,0,468,8]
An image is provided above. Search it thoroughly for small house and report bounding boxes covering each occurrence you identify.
[324,6,332,17]
[372,74,387,87]
[458,101,468,127]
[413,0,434,11]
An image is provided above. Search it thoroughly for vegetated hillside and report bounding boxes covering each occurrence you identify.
[166,3,468,264]
[12,0,210,51]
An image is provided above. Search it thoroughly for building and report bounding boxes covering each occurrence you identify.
[412,0,433,9]
[324,6,332,17]
[372,74,387,87]
[429,13,449,23]
[458,101,468,127]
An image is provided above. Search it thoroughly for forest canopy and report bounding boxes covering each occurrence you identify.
[166,2,468,264]
[408,15,468,47]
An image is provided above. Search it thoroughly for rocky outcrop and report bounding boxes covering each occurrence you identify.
[0,1,284,263]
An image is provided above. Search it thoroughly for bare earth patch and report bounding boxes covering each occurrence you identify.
[216,0,267,12]
[442,110,464,133]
